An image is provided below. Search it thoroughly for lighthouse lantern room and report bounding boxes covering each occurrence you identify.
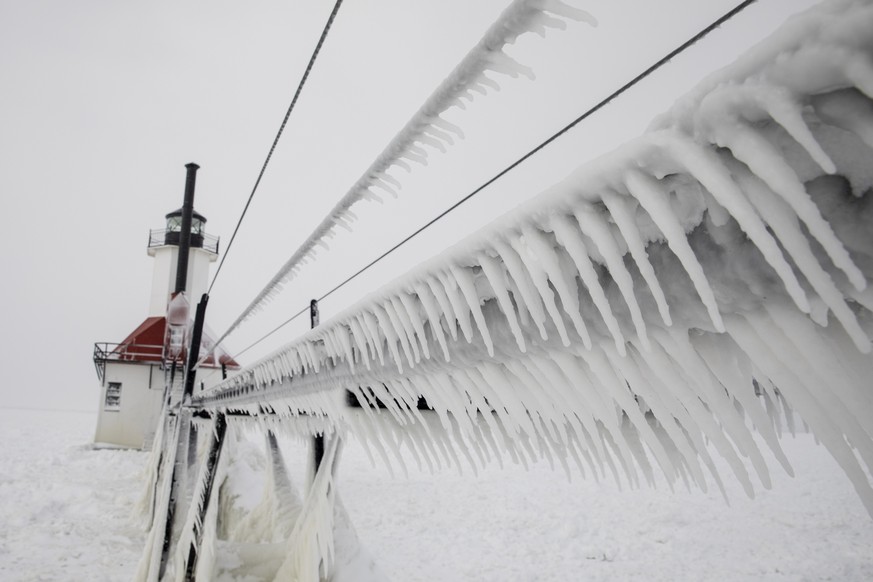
[93,164,237,449]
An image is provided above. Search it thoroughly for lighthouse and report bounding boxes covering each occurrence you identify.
[93,165,238,449]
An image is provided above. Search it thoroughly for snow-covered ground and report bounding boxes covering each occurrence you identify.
[0,408,145,581]
[1,406,871,581]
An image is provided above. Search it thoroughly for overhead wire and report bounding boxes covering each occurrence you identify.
[207,0,345,296]
[219,0,760,366]
[209,0,599,351]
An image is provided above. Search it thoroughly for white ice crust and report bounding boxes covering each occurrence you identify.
[196,0,873,515]
[199,0,873,534]
[197,0,873,532]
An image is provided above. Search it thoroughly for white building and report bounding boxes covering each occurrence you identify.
[93,207,237,449]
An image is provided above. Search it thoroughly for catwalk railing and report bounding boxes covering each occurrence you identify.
[136,1,873,580]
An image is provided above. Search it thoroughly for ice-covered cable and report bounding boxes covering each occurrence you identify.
[208,0,346,296]
[212,0,596,349]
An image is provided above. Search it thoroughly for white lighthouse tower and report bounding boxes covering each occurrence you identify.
[93,166,237,448]
[146,207,216,317]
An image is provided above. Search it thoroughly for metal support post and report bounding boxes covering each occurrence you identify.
[174,162,200,295]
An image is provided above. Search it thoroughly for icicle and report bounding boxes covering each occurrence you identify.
[510,234,571,346]
[523,354,589,442]
[431,116,464,139]
[433,373,487,457]
[372,304,405,373]
[415,133,447,153]
[361,312,386,367]
[398,291,431,360]
[504,358,567,446]
[390,159,412,174]
[368,382,408,427]
[700,83,836,173]
[726,314,873,516]
[704,122,865,291]
[451,265,495,356]
[477,361,540,441]
[493,239,549,340]
[533,0,598,25]
[732,164,871,352]
[575,348,644,488]
[573,203,652,347]
[550,214,626,353]
[303,342,320,374]
[423,124,455,146]
[437,270,475,343]
[320,331,339,367]
[463,365,521,443]
[744,312,873,470]
[485,50,535,80]
[693,333,794,476]
[600,193,672,326]
[546,351,611,463]
[387,296,421,364]
[415,376,467,473]
[657,328,773,490]
[477,252,526,351]
[457,369,509,459]
[623,169,725,332]
[413,282,450,361]
[399,149,428,166]
[662,134,813,314]
[600,344,681,485]
[522,225,592,348]
[358,418,398,478]
[347,316,372,371]
[620,343,713,491]
[425,275,460,341]
[474,72,501,92]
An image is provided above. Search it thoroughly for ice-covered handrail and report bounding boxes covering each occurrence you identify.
[197,0,873,516]
[212,0,597,349]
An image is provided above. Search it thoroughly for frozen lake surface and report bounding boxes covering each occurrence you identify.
[0,406,871,581]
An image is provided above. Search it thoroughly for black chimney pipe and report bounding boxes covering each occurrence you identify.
[174,163,200,294]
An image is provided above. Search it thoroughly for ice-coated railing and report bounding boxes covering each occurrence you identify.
[132,2,873,579]
[195,0,873,520]
[212,0,597,347]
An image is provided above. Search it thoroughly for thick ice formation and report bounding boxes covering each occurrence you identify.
[134,1,873,579]
[212,0,597,348]
[197,0,873,523]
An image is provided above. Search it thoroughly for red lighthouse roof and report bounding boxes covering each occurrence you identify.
[112,317,165,362]
[110,316,239,368]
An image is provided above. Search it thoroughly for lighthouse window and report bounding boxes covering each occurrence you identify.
[105,382,122,410]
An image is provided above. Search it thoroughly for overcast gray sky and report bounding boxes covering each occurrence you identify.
[0,0,819,411]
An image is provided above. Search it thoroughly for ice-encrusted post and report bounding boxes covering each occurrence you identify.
[310,298,325,476]
[183,293,209,403]
[181,412,227,581]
